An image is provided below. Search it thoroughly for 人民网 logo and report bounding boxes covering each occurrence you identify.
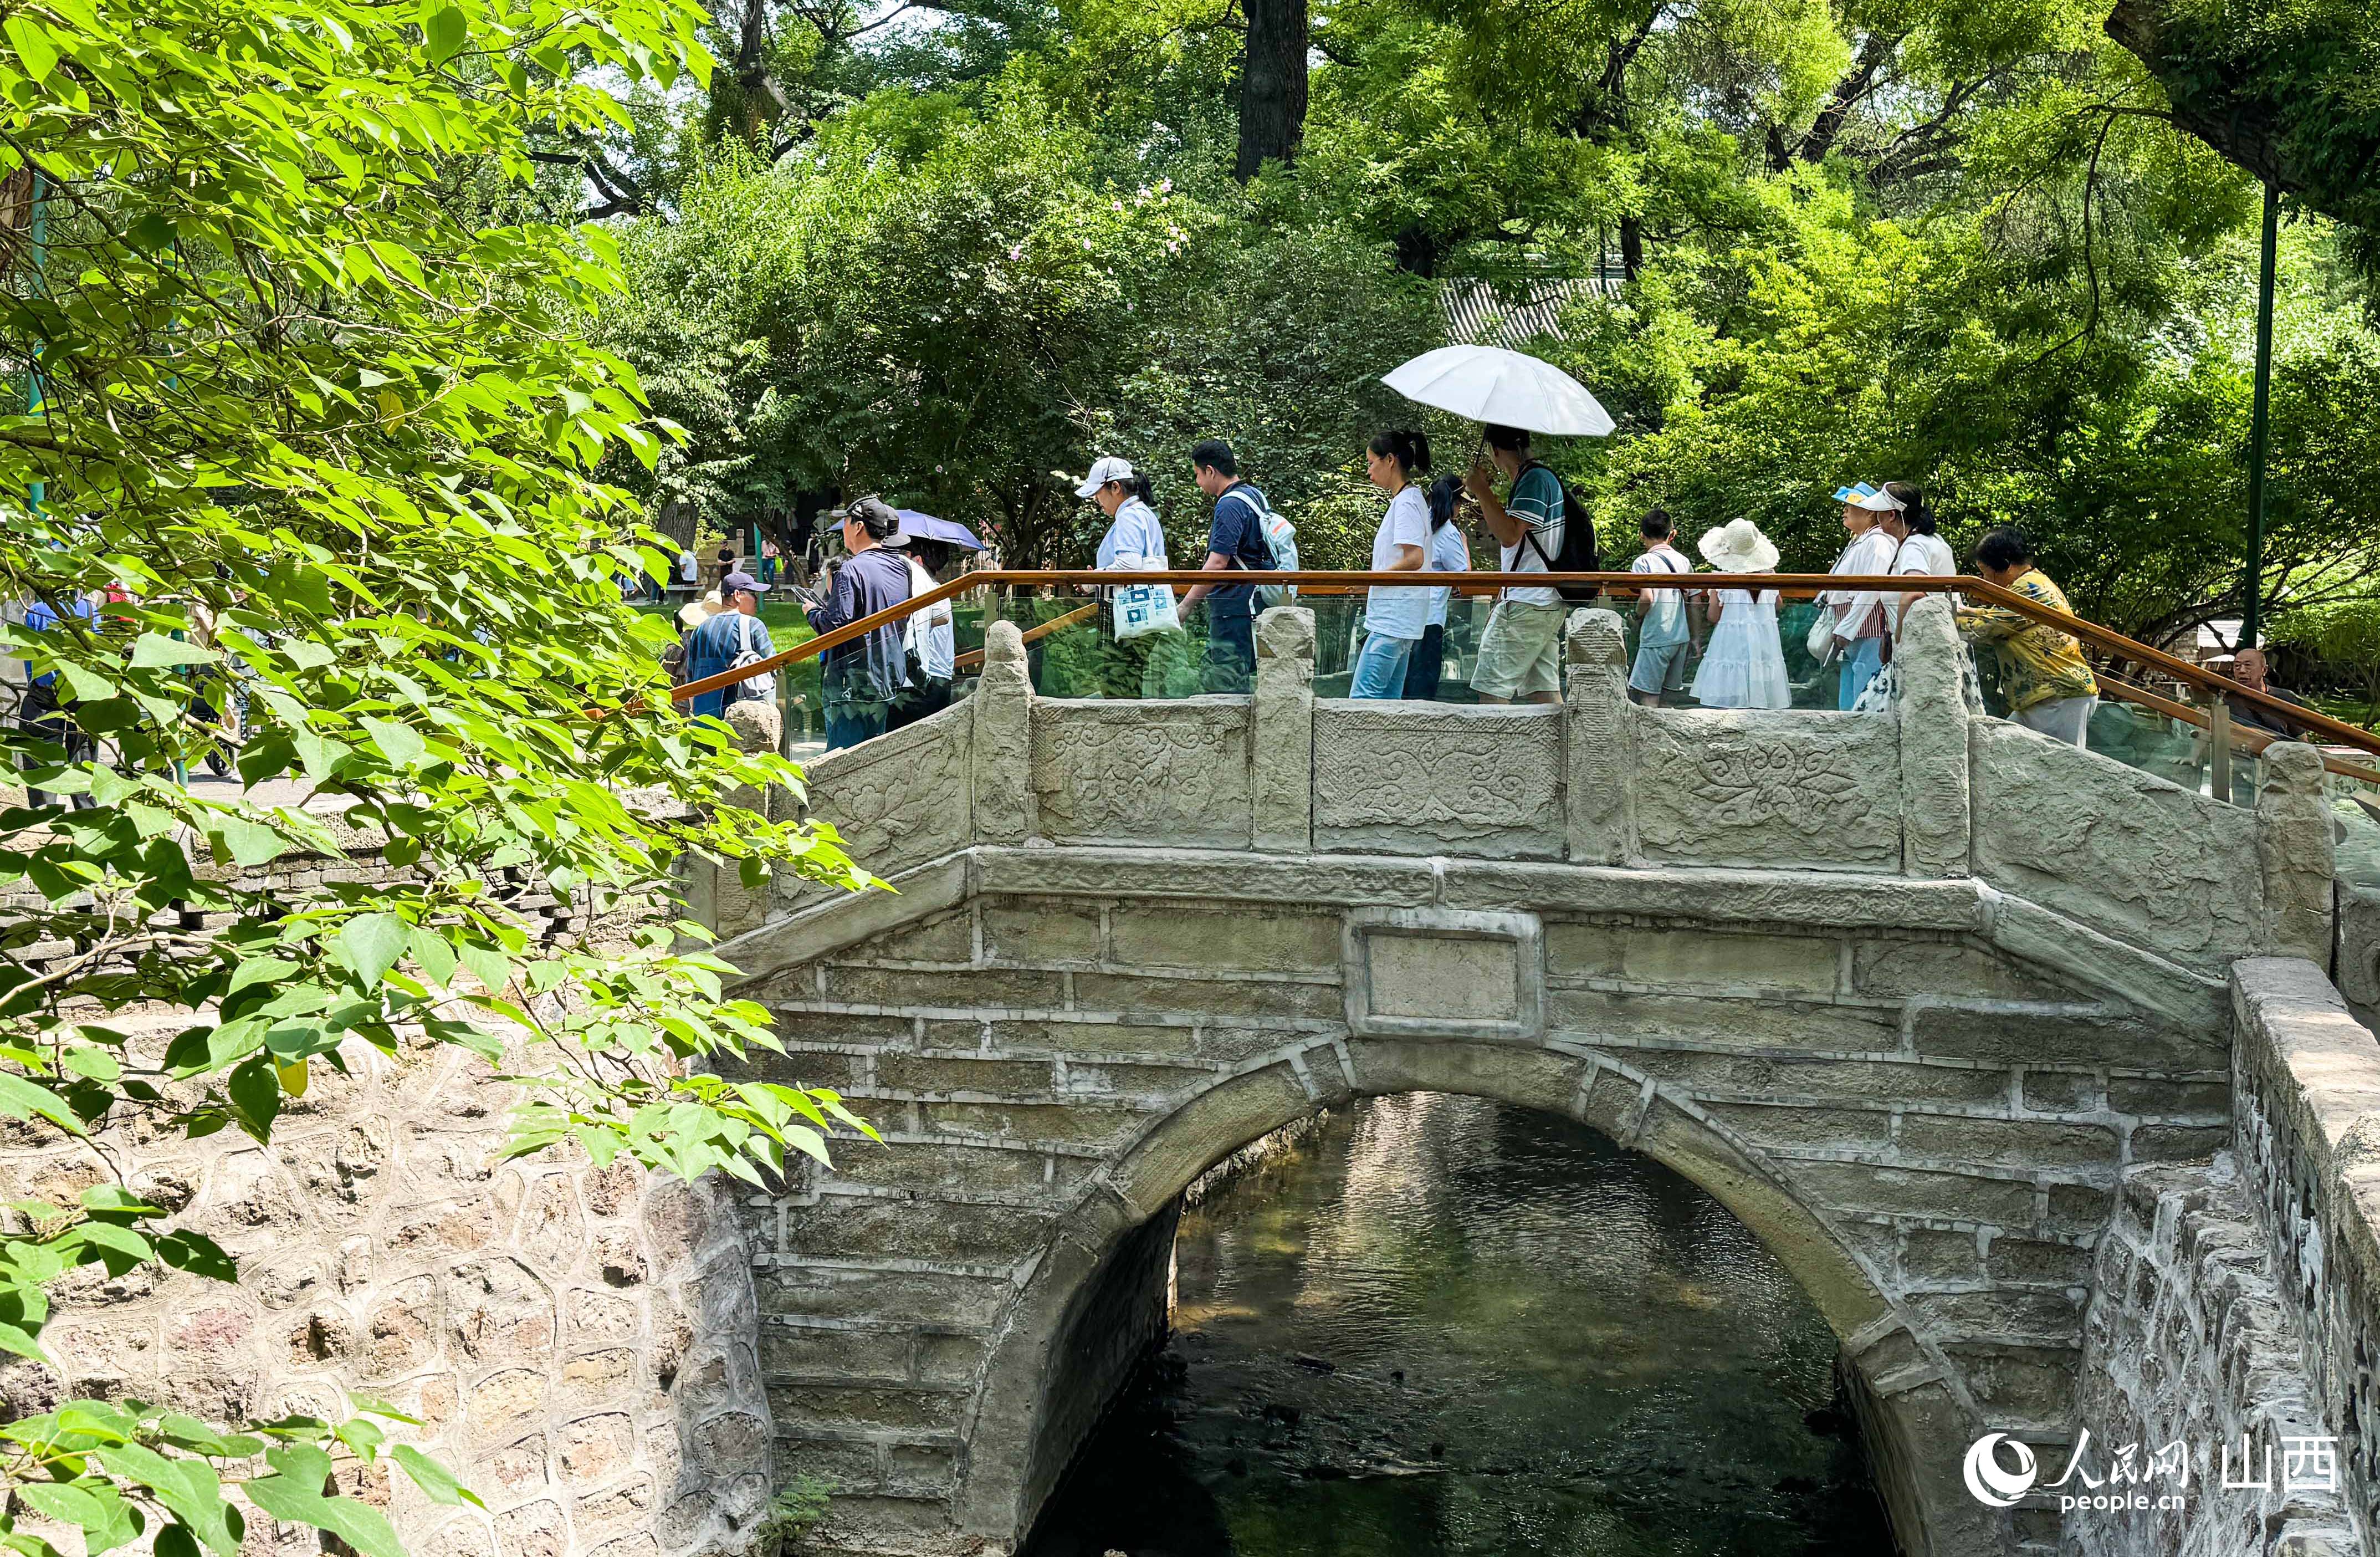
[1964,1433,2039,1507]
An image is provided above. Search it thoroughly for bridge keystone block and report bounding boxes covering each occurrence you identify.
[1343,907,1544,1040]
[1562,608,1637,864]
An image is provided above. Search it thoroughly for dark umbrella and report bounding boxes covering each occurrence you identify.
[893,511,985,552]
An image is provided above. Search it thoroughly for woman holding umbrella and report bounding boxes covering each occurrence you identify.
[1380,346,1616,705]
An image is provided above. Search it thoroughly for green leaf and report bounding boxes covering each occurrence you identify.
[154,1231,237,1283]
[244,1446,405,1557]
[0,1073,86,1136]
[131,633,219,669]
[335,913,407,988]
[225,1055,280,1140]
[408,927,458,985]
[422,6,467,64]
[92,1443,242,1555]
[359,717,425,769]
[62,1048,120,1083]
[391,1445,483,1509]
[4,16,58,81]
[210,817,288,869]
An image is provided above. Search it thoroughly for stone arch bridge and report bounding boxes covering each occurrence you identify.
[712,601,2354,1557]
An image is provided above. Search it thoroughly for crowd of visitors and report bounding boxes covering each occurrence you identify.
[639,430,2347,784]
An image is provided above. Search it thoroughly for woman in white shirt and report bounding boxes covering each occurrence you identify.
[1079,457,1178,698]
[1883,483,1956,630]
[1402,474,1472,700]
[1351,431,1433,699]
[1824,486,1903,708]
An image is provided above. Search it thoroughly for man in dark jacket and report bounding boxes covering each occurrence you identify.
[804,498,913,750]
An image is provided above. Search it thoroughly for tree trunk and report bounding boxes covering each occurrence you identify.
[1619,216,1644,283]
[1236,0,1309,181]
[2103,0,2294,189]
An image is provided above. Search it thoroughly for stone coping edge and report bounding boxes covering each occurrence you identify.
[724,846,2227,1025]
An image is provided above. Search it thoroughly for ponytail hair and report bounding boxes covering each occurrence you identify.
[1426,473,1462,530]
[1124,472,1156,505]
[1884,481,1933,535]
[1367,429,1432,478]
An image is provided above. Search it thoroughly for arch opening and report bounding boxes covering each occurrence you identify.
[1018,1093,1897,1557]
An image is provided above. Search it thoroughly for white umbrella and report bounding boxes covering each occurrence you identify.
[1382,345,1616,437]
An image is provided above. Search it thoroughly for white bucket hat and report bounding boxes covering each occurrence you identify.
[1074,456,1135,499]
[1699,518,1780,573]
[677,590,723,630]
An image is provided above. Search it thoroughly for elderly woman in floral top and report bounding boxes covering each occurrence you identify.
[1958,526,2099,746]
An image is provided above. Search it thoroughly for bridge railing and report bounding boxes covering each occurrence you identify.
[654,570,2380,803]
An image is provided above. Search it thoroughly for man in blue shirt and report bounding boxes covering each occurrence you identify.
[681,570,774,722]
[801,498,913,750]
[19,593,98,810]
[1174,438,1275,693]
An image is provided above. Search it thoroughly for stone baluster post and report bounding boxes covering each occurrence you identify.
[2258,741,2335,963]
[683,698,783,944]
[973,617,1035,844]
[1252,605,1316,853]
[1893,594,1972,878]
[1563,608,1637,865]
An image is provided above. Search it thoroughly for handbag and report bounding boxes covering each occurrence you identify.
[1805,606,1839,665]
[1111,568,1181,641]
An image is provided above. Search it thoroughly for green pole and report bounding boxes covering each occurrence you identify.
[2241,180,2279,648]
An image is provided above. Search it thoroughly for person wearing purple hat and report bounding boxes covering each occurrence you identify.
[680,568,774,721]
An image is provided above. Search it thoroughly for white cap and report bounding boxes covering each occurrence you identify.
[1849,486,1906,513]
[1075,456,1134,499]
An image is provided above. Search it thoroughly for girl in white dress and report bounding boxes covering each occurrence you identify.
[1690,518,1791,709]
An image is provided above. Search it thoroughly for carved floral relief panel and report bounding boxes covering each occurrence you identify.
[1972,722,2260,970]
[1032,701,1253,847]
[780,713,973,913]
[1634,710,1901,869]
[1313,705,1564,859]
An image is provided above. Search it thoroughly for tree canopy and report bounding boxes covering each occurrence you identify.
[587,0,2380,661]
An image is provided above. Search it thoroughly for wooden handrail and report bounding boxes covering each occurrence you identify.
[2094,670,2380,786]
[642,569,2380,768]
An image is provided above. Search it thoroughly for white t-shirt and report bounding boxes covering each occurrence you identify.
[902,558,955,681]
[1426,521,1471,628]
[677,549,697,584]
[1893,532,1955,577]
[1365,485,1433,640]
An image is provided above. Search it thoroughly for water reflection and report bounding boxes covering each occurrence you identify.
[1027,1094,1894,1557]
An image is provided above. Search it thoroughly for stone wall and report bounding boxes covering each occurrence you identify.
[729,862,2245,1557]
[2227,958,2380,1543]
[8,1017,775,1557]
[714,604,2351,1557]
[2067,1155,2353,1557]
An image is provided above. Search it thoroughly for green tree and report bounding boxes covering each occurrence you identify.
[0,0,872,1548]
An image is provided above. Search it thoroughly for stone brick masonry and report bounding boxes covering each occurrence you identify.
[3,1020,775,1557]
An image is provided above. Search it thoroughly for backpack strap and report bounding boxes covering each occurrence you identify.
[1222,486,1275,571]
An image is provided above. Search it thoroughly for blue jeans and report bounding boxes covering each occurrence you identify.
[1202,608,1255,693]
[1838,636,1884,709]
[825,702,887,751]
[1350,632,1417,698]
